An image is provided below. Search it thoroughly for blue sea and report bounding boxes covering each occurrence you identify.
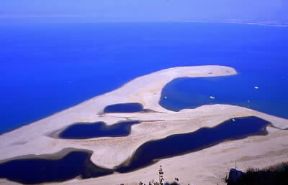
[1,22,288,134]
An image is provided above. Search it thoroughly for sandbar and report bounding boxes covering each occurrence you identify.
[0,65,288,185]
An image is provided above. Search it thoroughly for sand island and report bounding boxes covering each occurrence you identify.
[0,65,288,185]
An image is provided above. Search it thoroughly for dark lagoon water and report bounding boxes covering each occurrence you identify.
[59,120,140,139]
[0,117,271,184]
[0,150,113,184]
[116,117,270,173]
[1,22,288,133]
[160,73,288,118]
[104,103,143,113]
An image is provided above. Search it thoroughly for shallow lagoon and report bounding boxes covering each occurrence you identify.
[0,150,113,184]
[59,120,140,139]
[104,103,143,113]
[116,116,271,172]
[0,117,271,184]
[160,72,288,118]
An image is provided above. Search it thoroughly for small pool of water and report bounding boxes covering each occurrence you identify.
[116,117,271,173]
[0,150,113,184]
[59,120,140,139]
[103,103,143,113]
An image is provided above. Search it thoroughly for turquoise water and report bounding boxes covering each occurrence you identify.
[1,23,288,133]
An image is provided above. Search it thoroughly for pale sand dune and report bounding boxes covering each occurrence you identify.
[0,65,288,185]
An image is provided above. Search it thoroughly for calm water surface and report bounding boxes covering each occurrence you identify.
[0,150,113,184]
[104,103,143,113]
[116,116,270,172]
[0,117,271,184]
[59,120,140,139]
[160,73,288,118]
[1,23,288,133]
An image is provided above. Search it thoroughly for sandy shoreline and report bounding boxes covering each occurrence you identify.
[0,65,288,185]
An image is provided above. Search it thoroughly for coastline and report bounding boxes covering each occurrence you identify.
[0,65,288,185]
[1,18,287,27]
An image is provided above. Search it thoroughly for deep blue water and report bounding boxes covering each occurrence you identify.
[1,22,288,133]
[59,120,140,139]
[116,117,270,172]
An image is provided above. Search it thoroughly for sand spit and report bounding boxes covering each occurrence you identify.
[0,65,288,185]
